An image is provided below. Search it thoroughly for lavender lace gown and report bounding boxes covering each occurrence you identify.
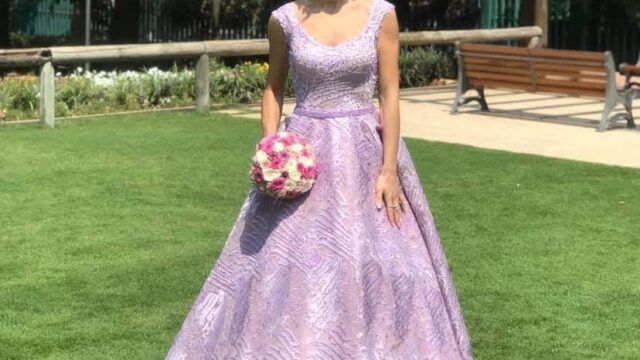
[165,1,473,359]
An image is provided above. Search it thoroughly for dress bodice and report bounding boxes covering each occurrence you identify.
[271,0,396,116]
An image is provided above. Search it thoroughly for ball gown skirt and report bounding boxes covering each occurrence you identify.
[163,107,474,360]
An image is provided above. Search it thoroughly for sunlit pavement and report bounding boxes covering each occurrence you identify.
[218,83,640,169]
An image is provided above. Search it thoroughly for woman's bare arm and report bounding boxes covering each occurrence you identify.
[374,8,403,228]
[377,9,400,173]
[261,15,290,138]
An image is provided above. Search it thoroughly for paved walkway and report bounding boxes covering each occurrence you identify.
[217,84,640,169]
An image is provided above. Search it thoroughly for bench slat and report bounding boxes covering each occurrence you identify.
[536,72,607,84]
[529,47,605,63]
[463,56,530,69]
[466,71,532,85]
[465,63,531,76]
[536,70,606,81]
[461,52,530,62]
[536,85,605,98]
[460,43,530,56]
[536,78,607,92]
[466,78,535,92]
[534,62,607,74]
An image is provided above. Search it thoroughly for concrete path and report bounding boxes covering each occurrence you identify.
[217,84,640,169]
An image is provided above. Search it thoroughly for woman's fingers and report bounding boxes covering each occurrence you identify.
[393,197,401,228]
[385,202,396,227]
[383,192,401,229]
[375,185,384,210]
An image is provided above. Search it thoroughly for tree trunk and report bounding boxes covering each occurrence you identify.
[110,0,140,44]
[0,0,10,48]
[70,0,86,45]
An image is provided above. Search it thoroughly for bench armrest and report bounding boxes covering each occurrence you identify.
[619,63,640,76]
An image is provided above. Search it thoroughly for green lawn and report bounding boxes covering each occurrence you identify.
[1,112,638,359]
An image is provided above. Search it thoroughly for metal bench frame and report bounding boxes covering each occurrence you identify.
[451,42,637,132]
[620,51,640,90]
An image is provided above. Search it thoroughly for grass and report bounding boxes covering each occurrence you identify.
[0,111,639,359]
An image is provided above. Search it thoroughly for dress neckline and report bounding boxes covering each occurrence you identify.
[286,0,378,50]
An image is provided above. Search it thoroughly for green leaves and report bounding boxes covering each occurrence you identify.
[398,46,454,88]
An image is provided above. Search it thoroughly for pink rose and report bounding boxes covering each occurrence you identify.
[276,151,290,162]
[270,157,283,169]
[280,134,293,146]
[268,177,286,191]
[302,165,316,179]
[258,136,276,153]
[250,165,263,183]
[296,162,305,172]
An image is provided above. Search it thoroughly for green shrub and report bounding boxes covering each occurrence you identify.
[0,77,39,120]
[399,46,454,88]
[0,52,452,121]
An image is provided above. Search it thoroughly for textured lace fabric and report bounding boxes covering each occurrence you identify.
[164,0,475,359]
[273,0,390,113]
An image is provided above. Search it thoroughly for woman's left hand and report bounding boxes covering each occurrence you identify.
[375,168,405,228]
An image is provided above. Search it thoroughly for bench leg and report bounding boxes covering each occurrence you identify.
[598,96,616,131]
[451,85,490,114]
[477,86,489,111]
[624,92,637,129]
[451,79,465,114]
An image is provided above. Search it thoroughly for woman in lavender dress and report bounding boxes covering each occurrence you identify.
[165,0,473,358]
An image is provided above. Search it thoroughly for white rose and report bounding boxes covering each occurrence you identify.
[300,181,313,192]
[285,159,296,172]
[300,156,313,167]
[288,167,301,181]
[263,168,280,181]
[255,150,268,163]
[273,141,284,152]
[289,143,303,153]
[284,179,297,191]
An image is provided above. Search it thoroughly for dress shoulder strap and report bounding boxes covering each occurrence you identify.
[270,3,292,40]
[367,0,396,39]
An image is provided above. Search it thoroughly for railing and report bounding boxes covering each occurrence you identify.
[548,0,640,64]
[0,26,543,128]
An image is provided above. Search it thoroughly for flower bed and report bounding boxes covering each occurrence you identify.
[0,47,452,122]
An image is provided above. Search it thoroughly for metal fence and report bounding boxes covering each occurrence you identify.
[10,0,74,37]
[480,0,521,28]
[8,0,638,65]
[6,0,482,45]
[548,0,640,64]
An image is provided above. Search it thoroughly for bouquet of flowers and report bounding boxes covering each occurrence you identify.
[250,131,317,199]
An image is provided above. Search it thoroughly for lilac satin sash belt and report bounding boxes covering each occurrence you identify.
[292,105,377,119]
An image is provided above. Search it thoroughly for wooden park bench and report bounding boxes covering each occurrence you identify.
[619,51,640,91]
[451,42,637,131]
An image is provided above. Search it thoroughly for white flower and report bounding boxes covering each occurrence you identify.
[288,167,301,181]
[300,156,313,167]
[289,143,303,153]
[300,181,313,192]
[263,168,280,181]
[273,141,284,152]
[255,150,268,163]
[284,179,297,191]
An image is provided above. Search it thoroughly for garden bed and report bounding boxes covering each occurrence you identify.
[0,46,453,122]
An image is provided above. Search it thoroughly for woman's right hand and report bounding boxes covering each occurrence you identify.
[374,167,405,229]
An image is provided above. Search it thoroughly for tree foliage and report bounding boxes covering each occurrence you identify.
[611,0,640,19]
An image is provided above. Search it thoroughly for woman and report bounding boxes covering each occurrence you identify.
[165,0,473,358]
